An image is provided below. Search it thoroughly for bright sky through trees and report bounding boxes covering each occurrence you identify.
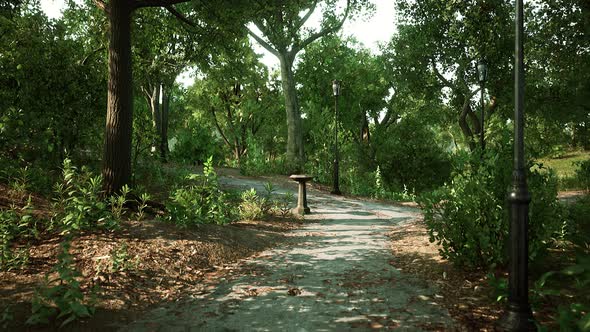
[40,0,396,76]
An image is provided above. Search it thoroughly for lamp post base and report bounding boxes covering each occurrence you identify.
[330,189,341,195]
[496,304,536,331]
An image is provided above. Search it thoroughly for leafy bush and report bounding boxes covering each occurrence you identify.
[237,182,295,220]
[240,137,287,176]
[135,193,151,221]
[52,159,118,233]
[165,157,237,226]
[170,122,222,165]
[564,195,590,247]
[94,243,139,274]
[576,159,590,191]
[27,239,95,327]
[238,189,264,220]
[275,192,295,217]
[0,199,35,270]
[487,255,590,331]
[420,143,562,268]
[373,116,452,193]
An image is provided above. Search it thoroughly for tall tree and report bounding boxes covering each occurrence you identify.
[93,0,248,194]
[390,0,513,151]
[246,0,370,171]
[527,0,590,150]
[134,7,196,162]
[92,0,197,194]
[188,40,277,163]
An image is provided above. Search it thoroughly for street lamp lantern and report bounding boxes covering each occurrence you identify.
[331,79,341,195]
[332,80,341,97]
[478,60,488,83]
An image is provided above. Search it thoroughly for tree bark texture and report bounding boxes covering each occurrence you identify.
[160,85,170,162]
[102,0,133,196]
[279,54,304,172]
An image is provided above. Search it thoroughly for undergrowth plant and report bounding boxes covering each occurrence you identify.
[238,184,295,220]
[488,254,590,331]
[165,157,236,226]
[52,159,118,233]
[109,185,130,220]
[135,193,151,221]
[239,189,264,220]
[7,166,29,199]
[95,243,139,274]
[0,198,36,271]
[419,134,563,268]
[27,239,95,327]
[576,159,590,192]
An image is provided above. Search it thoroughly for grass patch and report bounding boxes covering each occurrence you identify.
[538,150,590,190]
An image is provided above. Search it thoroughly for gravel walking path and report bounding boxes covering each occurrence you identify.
[122,176,457,331]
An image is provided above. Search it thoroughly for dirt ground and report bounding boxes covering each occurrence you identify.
[1,174,586,331]
[387,218,504,331]
[0,183,304,331]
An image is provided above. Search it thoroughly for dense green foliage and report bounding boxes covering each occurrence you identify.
[420,126,563,267]
[165,158,237,226]
[1,0,589,328]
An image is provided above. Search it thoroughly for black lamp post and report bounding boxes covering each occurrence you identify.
[331,80,341,195]
[497,0,536,330]
[477,60,488,153]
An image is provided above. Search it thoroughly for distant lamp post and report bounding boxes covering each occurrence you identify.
[497,0,536,330]
[477,60,488,153]
[331,80,341,195]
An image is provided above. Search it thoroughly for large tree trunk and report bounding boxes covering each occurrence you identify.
[279,53,304,172]
[102,0,133,196]
[160,85,170,162]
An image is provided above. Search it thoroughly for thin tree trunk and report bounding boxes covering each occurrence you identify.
[102,0,133,196]
[144,84,161,155]
[160,84,170,162]
[279,54,304,172]
[459,101,477,151]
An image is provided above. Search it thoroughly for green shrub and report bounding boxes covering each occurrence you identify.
[275,191,295,218]
[27,239,95,327]
[565,196,590,247]
[165,157,237,226]
[0,199,34,270]
[170,122,222,165]
[238,189,264,220]
[576,159,590,191]
[420,144,562,268]
[238,183,295,220]
[240,137,287,176]
[135,193,151,221]
[52,159,118,233]
[372,116,452,193]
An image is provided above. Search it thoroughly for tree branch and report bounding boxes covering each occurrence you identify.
[294,0,318,31]
[133,0,190,9]
[247,26,280,57]
[294,0,351,53]
[430,58,456,90]
[80,46,106,65]
[164,4,197,28]
[93,0,108,13]
[210,108,232,149]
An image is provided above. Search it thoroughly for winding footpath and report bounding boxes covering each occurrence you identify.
[122,176,458,331]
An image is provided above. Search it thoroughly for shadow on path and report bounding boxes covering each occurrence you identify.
[121,178,456,331]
